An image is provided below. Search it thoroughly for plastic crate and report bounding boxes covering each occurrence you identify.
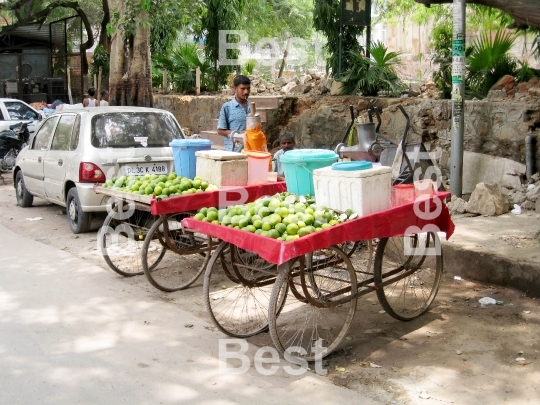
[313,165,392,216]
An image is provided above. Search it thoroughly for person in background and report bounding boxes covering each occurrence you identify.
[83,88,97,107]
[217,75,251,152]
[273,130,295,178]
[100,90,109,106]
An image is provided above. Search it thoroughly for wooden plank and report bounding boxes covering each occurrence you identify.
[94,186,153,205]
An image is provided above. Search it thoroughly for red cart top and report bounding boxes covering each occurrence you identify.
[150,182,287,215]
[182,193,455,265]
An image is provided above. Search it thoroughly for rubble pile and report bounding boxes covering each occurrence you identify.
[223,70,332,96]
[502,173,540,212]
[448,174,540,216]
[486,75,540,102]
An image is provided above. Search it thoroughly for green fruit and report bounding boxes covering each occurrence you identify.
[268,198,282,212]
[169,185,178,193]
[297,221,306,229]
[282,214,298,226]
[251,215,262,222]
[321,223,331,229]
[200,207,208,216]
[168,173,177,180]
[253,220,263,229]
[218,209,228,221]
[192,179,202,189]
[267,213,282,227]
[212,220,219,224]
[207,211,218,222]
[179,183,190,192]
[221,215,232,225]
[297,227,311,237]
[262,222,272,231]
[246,225,256,233]
[255,229,263,235]
[194,213,205,220]
[329,219,339,226]
[275,223,287,235]
[201,181,209,190]
[261,231,269,237]
[276,207,290,218]
[238,217,250,228]
[144,186,153,195]
[154,186,163,196]
[303,214,315,225]
[268,229,280,239]
[285,235,300,242]
[158,175,167,182]
[323,212,334,222]
[258,207,271,217]
[230,215,241,226]
[286,223,299,235]
[162,188,170,196]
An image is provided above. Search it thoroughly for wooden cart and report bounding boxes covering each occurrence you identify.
[182,193,455,362]
[94,182,287,292]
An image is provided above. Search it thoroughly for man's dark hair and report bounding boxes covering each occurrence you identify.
[88,87,96,97]
[279,130,295,142]
[101,89,108,97]
[233,75,251,87]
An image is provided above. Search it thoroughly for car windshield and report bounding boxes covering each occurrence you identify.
[90,112,184,148]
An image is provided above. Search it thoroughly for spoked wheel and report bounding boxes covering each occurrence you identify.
[98,201,163,277]
[349,240,374,288]
[204,242,283,338]
[269,246,357,364]
[374,232,443,321]
[142,213,212,292]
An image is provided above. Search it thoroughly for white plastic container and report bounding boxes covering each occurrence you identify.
[313,165,392,216]
[195,150,248,187]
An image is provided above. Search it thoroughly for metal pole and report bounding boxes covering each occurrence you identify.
[450,0,466,197]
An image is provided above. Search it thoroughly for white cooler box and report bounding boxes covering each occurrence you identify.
[313,165,392,216]
[195,150,248,187]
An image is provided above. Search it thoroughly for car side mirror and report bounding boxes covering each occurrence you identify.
[38,113,44,120]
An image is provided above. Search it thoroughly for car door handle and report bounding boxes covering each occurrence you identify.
[58,159,63,166]
[38,157,42,163]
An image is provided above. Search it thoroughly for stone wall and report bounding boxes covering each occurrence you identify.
[154,94,540,175]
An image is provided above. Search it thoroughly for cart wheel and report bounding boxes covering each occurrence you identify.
[141,214,212,292]
[204,242,285,338]
[374,232,442,321]
[99,203,164,277]
[269,246,357,364]
[350,240,374,286]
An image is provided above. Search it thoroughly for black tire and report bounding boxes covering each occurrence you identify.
[269,246,357,364]
[373,232,443,321]
[99,203,165,277]
[66,188,91,234]
[15,171,33,207]
[203,242,283,338]
[141,214,211,292]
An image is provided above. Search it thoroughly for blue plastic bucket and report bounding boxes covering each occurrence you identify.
[280,149,338,196]
[169,138,212,179]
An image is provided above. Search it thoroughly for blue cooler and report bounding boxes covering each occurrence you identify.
[170,139,212,178]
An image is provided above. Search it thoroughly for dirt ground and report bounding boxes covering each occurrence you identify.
[1,176,539,405]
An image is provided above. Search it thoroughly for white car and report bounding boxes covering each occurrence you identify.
[13,106,185,233]
[0,98,43,134]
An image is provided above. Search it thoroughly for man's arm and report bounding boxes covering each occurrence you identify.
[217,104,231,137]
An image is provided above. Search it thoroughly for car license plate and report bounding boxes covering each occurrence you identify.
[123,163,168,176]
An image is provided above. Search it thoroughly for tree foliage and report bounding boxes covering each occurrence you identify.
[340,41,405,96]
[313,0,365,78]
[196,0,248,90]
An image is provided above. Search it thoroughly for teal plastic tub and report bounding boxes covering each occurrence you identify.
[280,149,338,196]
[170,138,212,178]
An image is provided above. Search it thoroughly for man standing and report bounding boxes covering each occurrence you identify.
[217,75,251,152]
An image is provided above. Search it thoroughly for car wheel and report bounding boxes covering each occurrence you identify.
[66,188,91,234]
[15,171,34,207]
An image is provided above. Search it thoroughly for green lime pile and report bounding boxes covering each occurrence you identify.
[102,173,219,199]
[194,192,357,242]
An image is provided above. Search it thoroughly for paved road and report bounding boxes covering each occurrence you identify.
[0,224,379,405]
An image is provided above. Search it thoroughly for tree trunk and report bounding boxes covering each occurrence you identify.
[414,0,540,29]
[107,0,153,107]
